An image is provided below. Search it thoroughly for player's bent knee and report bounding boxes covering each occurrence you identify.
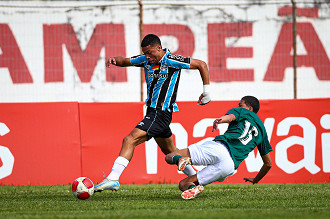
[179,176,197,191]
[165,155,170,164]
[165,153,174,164]
[123,133,146,147]
[178,180,186,191]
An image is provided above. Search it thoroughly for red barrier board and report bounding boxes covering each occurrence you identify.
[170,99,330,184]
[0,103,81,185]
[0,99,329,185]
[79,99,330,185]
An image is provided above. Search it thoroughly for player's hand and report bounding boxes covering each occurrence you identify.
[198,93,211,105]
[212,118,222,132]
[106,57,116,68]
[243,177,256,184]
[198,84,211,105]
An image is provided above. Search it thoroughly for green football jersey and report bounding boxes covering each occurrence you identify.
[214,107,272,169]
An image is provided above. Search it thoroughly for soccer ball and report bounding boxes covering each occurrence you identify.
[71,177,94,200]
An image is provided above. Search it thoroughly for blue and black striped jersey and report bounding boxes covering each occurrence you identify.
[130,49,191,112]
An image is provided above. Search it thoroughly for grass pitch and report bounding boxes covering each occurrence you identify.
[0,183,329,219]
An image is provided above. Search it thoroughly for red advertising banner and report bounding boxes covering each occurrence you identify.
[170,99,330,184]
[0,103,81,185]
[0,99,329,185]
[80,99,330,185]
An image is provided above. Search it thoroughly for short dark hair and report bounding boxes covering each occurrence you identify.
[141,34,162,47]
[242,96,260,113]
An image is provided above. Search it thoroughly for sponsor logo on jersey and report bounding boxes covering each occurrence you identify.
[148,73,169,79]
[168,54,185,62]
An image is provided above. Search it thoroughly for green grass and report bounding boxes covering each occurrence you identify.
[0,184,329,219]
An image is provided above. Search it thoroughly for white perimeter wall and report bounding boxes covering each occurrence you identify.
[0,0,329,102]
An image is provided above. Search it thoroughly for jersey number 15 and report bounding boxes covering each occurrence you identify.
[239,120,259,145]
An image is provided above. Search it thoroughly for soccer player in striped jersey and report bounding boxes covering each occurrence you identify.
[94,34,211,192]
[165,96,273,200]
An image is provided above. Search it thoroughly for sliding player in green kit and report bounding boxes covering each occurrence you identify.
[165,96,273,200]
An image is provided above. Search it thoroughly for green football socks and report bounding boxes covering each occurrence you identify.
[188,184,196,189]
[172,155,182,165]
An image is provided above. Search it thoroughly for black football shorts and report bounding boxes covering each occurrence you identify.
[135,107,172,140]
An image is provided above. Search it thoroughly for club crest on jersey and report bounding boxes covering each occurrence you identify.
[160,65,168,72]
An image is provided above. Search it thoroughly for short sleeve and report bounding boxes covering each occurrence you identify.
[226,108,241,120]
[130,55,147,67]
[166,54,191,69]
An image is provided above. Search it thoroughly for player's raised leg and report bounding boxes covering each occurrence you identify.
[163,147,197,176]
[165,148,190,166]
[161,142,197,176]
[165,148,205,200]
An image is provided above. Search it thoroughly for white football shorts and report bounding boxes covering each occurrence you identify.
[188,140,235,186]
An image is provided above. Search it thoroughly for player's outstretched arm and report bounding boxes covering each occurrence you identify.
[212,114,236,132]
[106,56,132,68]
[190,59,211,105]
[243,153,272,184]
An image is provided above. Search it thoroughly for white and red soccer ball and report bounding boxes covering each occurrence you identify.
[71,177,94,200]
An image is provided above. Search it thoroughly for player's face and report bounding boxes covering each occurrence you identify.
[142,44,162,64]
[239,100,252,111]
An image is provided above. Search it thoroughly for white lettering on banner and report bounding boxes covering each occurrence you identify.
[145,123,187,174]
[145,139,158,174]
[245,149,263,172]
[320,114,330,172]
[0,123,10,136]
[193,118,227,143]
[145,116,328,175]
[0,123,15,180]
[276,117,320,174]
[171,123,188,150]
[171,123,192,174]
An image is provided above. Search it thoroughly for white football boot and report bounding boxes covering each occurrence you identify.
[181,184,204,200]
[177,157,192,171]
[94,177,120,192]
